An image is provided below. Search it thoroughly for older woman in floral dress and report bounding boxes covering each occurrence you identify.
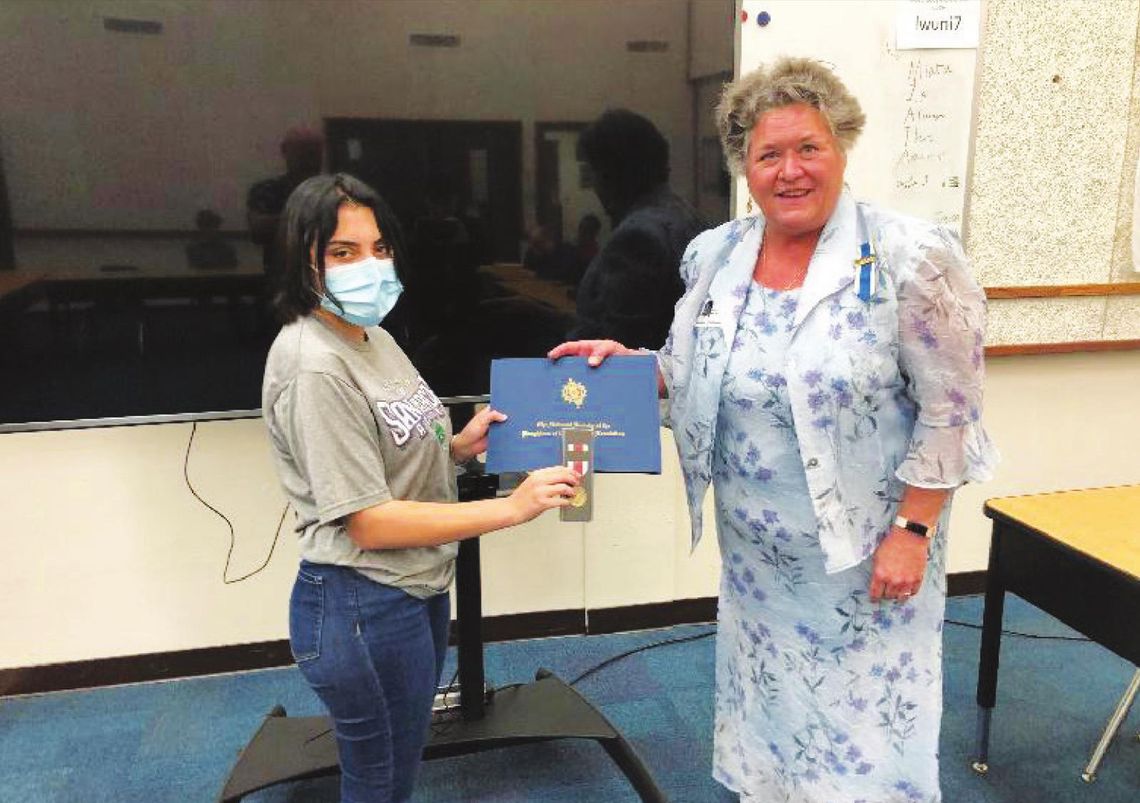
[551,57,998,802]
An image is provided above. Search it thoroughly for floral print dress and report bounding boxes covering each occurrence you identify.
[711,279,945,803]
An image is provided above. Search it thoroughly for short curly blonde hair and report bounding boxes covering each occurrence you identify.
[716,57,865,175]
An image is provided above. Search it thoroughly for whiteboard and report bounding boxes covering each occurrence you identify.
[738,0,980,231]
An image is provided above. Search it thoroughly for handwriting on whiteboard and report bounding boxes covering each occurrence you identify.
[893,56,964,229]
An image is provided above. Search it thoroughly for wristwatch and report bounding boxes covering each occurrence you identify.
[894,515,935,540]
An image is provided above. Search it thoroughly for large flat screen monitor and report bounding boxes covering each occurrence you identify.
[0,0,732,428]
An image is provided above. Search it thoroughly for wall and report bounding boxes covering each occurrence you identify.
[4,349,1140,669]
[945,350,1140,570]
[3,0,1140,672]
[0,423,722,669]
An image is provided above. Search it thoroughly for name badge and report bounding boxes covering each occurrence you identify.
[694,298,722,328]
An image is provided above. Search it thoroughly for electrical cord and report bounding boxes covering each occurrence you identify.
[183,421,288,584]
[291,615,1089,749]
[565,616,1089,692]
[429,668,462,737]
[564,613,1093,691]
[944,618,1090,642]
[563,616,1090,691]
[569,627,718,687]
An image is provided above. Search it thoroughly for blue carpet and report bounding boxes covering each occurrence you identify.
[0,597,1137,802]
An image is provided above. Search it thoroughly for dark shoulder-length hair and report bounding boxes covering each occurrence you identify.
[272,172,411,324]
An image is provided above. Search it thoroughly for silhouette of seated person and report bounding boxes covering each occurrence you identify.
[185,209,237,270]
[407,173,480,347]
[457,196,493,268]
[522,223,577,281]
[570,109,705,349]
[246,126,324,279]
[413,294,574,400]
[408,184,571,401]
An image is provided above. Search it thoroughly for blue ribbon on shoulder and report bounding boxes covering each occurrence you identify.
[855,242,876,302]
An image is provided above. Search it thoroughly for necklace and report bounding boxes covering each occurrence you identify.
[756,239,809,291]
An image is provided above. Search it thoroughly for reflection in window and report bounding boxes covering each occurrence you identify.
[0,0,732,426]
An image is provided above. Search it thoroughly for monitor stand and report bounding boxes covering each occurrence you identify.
[217,469,667,802]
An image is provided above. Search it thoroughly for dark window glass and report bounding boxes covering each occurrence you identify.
[0,0,732,426]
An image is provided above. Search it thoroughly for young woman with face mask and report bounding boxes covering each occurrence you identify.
[262,173,579,803]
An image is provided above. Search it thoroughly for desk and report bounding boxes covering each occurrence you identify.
[974,485,1140,778]
[0,271,44,301]
[1,265,265,312]
[0,264,272,423]
[481,263,576,314]
[0,271,48,315]
[4,265,266,349]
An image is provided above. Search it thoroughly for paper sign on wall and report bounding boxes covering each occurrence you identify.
[895,0,981,50]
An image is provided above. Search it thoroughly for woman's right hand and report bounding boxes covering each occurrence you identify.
[507,466,581,523]
[547,339,637,366]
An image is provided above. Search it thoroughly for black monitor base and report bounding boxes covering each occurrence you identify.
[216,670,666,801]
[218,466,668,801]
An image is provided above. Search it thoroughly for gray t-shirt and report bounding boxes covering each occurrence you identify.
[262,316,457,597]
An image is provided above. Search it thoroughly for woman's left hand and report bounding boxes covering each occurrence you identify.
[450,407,508,463]
[869,528,929,603]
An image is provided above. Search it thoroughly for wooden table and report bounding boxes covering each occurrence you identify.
[973,485,1140,779]
[1,264,267,357]
[481,263,576,314]
[1,264,264,305]
[0,271,46,308]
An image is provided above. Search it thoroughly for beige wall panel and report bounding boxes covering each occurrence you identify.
[0,420,298,669]
[966,0,1138,287]
[947,350,1140,571]
[578,428,723,608]
[673,486,724,602]
[1102,295,1140,340]
[985,296,1106,345]
[584,453,684,610]
[0,422,716,668]
[474,513,586,618]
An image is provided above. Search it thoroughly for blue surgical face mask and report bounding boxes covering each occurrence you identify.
[319,256,403,327]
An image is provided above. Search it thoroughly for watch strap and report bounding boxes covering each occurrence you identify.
[894,515,933,539]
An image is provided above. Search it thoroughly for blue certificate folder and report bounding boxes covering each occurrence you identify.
[486,356,661,474]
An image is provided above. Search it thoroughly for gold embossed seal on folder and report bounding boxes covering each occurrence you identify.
[561,377,587,409]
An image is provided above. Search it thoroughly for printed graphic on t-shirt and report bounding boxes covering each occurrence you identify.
[375,379,446,448]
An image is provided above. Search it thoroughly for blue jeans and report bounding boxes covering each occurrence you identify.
[289,561,450,803]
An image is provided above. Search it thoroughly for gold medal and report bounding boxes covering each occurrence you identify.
[570,486,588,508]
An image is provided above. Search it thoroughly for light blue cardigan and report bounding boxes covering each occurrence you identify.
[658,192,998,573]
